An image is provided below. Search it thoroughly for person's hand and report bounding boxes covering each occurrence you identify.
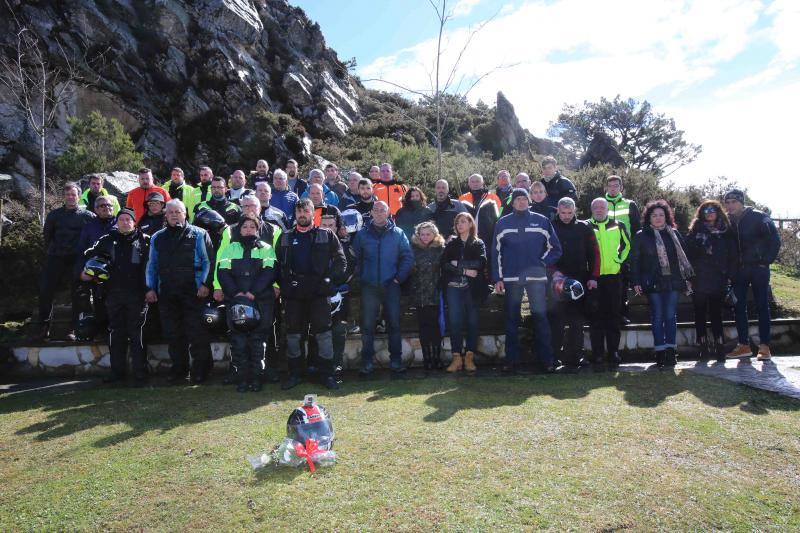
[464,269,478,278]
[79,272,92,282]
[145,290,158,303]
[213,289,224,302]
[633,285,642,296]
[244,292,255,300]
[587,279,598,290]
[494,281,505,294]
[197,284,210,299]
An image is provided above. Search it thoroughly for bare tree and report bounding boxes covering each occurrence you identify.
[364,0,514,182]
[0,26,82,223]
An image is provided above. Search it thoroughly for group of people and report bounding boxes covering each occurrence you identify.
[36,155,782,390]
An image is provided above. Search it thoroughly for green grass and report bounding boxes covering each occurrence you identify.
[772,266,800,317]
[2,372,800,530]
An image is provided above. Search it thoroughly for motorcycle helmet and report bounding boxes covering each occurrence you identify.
[551,271,585,301]
[194,208,227,233]
[228,301,261,332]
[286,394,334,449]
[340,208,363,234]
[75,311,97,341]
[83,256,112,282]
[202,302,226,333]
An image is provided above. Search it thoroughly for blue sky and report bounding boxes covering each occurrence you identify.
[295,0,800,216]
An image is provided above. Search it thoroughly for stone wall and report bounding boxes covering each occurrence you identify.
[9,320,800,377]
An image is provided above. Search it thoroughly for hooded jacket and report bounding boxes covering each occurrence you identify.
[352,219,414,287]
[491,209,562,283]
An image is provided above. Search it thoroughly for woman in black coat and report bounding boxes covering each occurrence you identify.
[685,200,737,361]
[395,187,434,241]
[441,212,489,373]
[410,221,446,370]
[631,200,694,368]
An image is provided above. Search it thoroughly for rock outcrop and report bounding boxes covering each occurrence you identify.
[0,0,362,189]
[578,131,627,169]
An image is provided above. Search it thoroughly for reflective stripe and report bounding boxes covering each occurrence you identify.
[524,226,554,260]
[503,276,520,281]
[525,276,547,281]
[494,228,518,280]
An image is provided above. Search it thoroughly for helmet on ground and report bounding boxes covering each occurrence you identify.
[194,208,227,233]
[340,208,363,234]
[551,271,584,301]
[202,302,226,333]
[75,311,97,341]
[286,394,334,449]
[228,301,260,332]
[83,256,112,282]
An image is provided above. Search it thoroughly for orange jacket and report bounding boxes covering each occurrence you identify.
[459,190,502,212]
[126,186,171,222]
[373,180,407,216]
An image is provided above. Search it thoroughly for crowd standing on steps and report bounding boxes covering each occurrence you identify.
[35,156,782,391]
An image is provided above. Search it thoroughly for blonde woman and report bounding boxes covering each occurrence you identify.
[410,221,446,370]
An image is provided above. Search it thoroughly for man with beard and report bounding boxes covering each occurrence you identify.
[79,174,120,214]
[285,159,307,197]
[255,182,289,231]
[226,170,255,205]
[194,176,241,225]
[373,163,407,216]
[457,173,501,245]
[188,166,214,221]
[166,167,195,206]
[428,179,467,238]
[250,159,271,187]
[126,168,170,222]
[494,170,513,205]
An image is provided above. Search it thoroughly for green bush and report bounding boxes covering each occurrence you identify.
[56,111,144,178]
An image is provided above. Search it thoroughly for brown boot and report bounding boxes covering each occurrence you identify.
[757,344,772,361]
[464,351,477,372]
[446,353,463,373]
[726,344,752,359]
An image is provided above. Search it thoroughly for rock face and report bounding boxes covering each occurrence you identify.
[493,91,527,155]
[0,0,361,183]
[578,131,627,168]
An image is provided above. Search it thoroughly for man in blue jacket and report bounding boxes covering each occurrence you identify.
[145,199,215,384]
[724,189,782,360]
[352,201,414,377]
[492,188,562,373]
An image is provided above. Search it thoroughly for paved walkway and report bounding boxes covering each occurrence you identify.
[620,356,800,399]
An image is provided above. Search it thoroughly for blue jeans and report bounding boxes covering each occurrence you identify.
[360,283,403,371]
[504,281,552,365]
[446,286,479,354]
[733,265,771,345]
[646,291,679,350]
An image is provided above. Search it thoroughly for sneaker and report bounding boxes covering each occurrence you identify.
[726,344,753,359]
[756,344,772,361]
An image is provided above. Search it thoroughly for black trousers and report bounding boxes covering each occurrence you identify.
[588,275,622,360]
[417,305,441,347]
[38,254,80,327]
[549,299,586,366]
[158,289,212,375]
[105,289,148,376]
[693,292,723,341]
[229,297,274,382]
[284,297,333,374]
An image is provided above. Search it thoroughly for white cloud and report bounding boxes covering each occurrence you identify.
[451,0,483,17]
[359,0,800,214]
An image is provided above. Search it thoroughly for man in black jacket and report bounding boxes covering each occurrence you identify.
[540,156,578,208]
[429,179,468,237]
[137,192,166,236]
[459,173,500,246]
[195,176,241,225]
[81,208,150,385]
[724,189,782,360]
[36,182,96,340]
[275,199,347,390]
[548,198,600,370]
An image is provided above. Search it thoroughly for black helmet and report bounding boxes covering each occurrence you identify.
[202,302,226,333]
[194,208,227,233]
[551,272,584,301]
[286,395,334,449]
[228,301,260,332]
[83,256,112,282]
[75,311,97,341]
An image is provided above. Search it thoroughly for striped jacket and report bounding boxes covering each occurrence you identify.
[490,210,562,283]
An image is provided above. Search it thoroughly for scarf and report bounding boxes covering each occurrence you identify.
[653,227,694,280]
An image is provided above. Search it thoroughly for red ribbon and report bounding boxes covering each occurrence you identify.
[293,438,321,473]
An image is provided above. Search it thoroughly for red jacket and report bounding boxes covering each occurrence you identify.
[126,186,171,221]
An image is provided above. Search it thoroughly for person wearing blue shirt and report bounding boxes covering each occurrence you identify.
[352,201,414,378]
[300,168,339,207]
[270,169,299,224]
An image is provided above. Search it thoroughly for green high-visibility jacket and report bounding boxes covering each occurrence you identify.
[588,217,630,275]
[216,239,277,299]
[605,194,641,236]
[79,188,121,215]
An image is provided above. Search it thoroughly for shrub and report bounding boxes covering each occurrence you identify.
[777,225,800,277]
[56,111,144,179]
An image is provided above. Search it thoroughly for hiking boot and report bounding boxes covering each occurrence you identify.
[432,345,444,370]
[655,351,665,369]
[726,344,753,359]
[421,345,433,371]
[756,344,772,361]
[446,353,463,373]
[715,340,726,363]
[464,351,477,372]
[664,348,677,367]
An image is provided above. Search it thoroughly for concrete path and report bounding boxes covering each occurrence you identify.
[620,355,800,400]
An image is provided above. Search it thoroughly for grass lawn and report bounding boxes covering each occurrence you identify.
[772,267,800,317]
[1,372,800,530]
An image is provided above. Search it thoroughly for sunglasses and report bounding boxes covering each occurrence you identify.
[702,207,717,214]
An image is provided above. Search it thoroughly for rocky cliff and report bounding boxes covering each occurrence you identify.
[0,0,362,190]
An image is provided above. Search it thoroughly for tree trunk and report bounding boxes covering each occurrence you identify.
[40,130,46,225]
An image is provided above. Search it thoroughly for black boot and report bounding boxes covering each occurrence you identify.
[432,344,443,370]
[282,357,303,390]
[715,338,726,363]
[697,337,709,360]
[655,351,665,369]
[664,348,677,367]
[222,364,238,385]
[607,352,622,370]
[421,344,432,371]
